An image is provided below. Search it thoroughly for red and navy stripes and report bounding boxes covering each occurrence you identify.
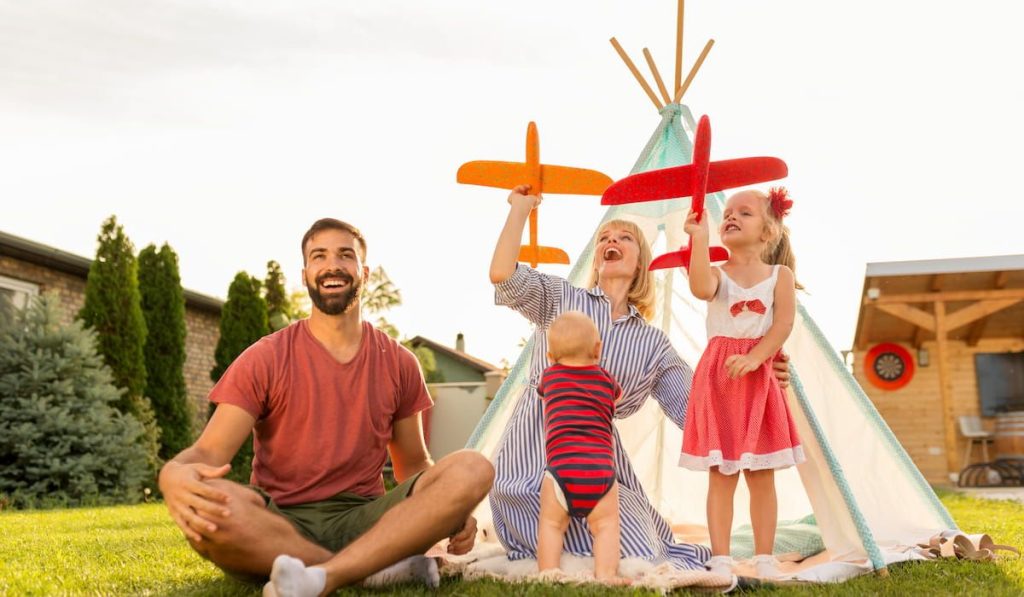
[489,264,711,569]
[540,364,620,517]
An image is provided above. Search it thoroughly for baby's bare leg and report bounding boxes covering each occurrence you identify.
[537,476,570,571]
[587,482,625,582]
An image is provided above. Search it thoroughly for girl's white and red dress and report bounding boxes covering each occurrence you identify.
[679,265,805,474]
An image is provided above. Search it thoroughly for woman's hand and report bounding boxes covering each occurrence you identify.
[507,184,542,211]
[772,352,790,389]
[491,184,540,283]
[724,354,760,379]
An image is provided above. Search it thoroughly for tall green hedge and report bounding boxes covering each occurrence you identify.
[78,216,160,475]
[138,243,192,460]
[210,272,269,483]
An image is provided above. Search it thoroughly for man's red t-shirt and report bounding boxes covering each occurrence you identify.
[209,320,433,506]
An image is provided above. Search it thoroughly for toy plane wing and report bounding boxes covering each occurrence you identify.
[600,157,788,205]
[457,162,612,196]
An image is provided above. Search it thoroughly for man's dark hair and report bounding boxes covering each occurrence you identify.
[301,219,367,264]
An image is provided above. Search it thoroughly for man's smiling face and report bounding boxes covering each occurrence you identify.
[302,229,368,316]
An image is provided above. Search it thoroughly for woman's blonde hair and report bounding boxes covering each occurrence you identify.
[585,219,657,321]
[749,189,804,290]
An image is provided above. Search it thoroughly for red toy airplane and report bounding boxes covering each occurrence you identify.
[458,122,613,267]
[601,115,788,271]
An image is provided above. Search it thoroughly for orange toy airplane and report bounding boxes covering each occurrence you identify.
[457,122,613,267]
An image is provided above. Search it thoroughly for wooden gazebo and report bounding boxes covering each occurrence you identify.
[851,255,1024,482]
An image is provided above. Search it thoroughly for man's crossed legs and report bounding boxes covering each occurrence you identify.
[185,450,493,596]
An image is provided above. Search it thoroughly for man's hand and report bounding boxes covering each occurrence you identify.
[158,461,232,542]
[447,515,478,555]
[772,352,791,389]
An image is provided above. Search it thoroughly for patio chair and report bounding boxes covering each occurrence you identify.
[959,415,994,468]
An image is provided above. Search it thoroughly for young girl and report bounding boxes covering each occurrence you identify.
[677,187,805,579]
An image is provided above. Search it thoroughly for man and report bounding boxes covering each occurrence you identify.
[159,218,493,593]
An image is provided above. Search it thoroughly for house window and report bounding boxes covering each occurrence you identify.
[0,275,39,310]
[975,351,1024,416]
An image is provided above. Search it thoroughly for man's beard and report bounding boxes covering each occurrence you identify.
[307,270,362,316]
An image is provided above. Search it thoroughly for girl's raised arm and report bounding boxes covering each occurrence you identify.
[684,209,719,300]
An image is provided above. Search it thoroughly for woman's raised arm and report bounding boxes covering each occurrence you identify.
[490,184,541,284]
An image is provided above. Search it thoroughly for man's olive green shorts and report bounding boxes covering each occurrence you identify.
[253,472,423,553]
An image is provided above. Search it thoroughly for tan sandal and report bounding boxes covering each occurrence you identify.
[966,533,1021,559]
[919,530,1019,562]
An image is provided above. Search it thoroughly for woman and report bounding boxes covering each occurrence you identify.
[488,185,788,570]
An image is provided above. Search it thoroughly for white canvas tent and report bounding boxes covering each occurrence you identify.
[463,102,957,582]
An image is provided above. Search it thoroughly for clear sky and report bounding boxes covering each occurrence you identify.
[2,1,1022,367]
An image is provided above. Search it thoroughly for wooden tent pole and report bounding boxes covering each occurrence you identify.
[675,0,684,94]
[643,48,673,105]
[610,38,665,110]
[673,39,714,103]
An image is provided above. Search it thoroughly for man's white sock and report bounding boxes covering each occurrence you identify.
[363,555,440,589]
[262,555,327,597]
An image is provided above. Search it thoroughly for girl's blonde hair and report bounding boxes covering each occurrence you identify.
[585,219,657,321]
[749,189,804,290]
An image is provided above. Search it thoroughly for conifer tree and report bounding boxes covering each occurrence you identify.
[78,216,160,473]
[79,216,148,410]
[210,272,269,482]
[264,260,290,332]
[0,294,148,508]
[139,243,192,459]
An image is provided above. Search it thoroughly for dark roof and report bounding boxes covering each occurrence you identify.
[408,336,501,374]
[0,229,223,314]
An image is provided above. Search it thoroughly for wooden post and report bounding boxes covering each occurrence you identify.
[934,301,960,478]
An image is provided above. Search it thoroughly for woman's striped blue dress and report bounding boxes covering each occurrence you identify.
[490,265,711,569]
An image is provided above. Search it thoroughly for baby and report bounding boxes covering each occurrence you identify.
[536,311,626,583]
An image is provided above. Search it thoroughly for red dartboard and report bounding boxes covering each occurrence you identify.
[865,343,915,391]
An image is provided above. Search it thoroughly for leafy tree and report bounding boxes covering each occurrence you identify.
[288,288,311,320]
[359,267,442,382]
[405,341,444,383]
[138,244,192,460]
[78,216,160,473]
[212,273,269,382]
[210,272,269,483]
[0,294,148,508]
[264,260,290,332]
[361,266,402,315]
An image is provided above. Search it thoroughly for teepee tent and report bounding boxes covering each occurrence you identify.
[464,5,955,583]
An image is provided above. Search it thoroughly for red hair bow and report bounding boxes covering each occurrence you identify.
[730,299,767,316]
[769,187,793,220]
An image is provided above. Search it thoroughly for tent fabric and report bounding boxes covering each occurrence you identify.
[464,103,956,581]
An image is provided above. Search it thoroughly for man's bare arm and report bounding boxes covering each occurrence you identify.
[158,404,257,541]
[388,413,433,483]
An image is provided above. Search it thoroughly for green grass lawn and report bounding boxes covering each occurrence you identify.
[1,489,1021,596]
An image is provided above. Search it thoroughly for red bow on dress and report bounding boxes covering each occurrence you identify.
[730,299,766,316]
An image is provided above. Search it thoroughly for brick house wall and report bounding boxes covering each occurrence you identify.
[0,234,222,425]
[1,254,87,327]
